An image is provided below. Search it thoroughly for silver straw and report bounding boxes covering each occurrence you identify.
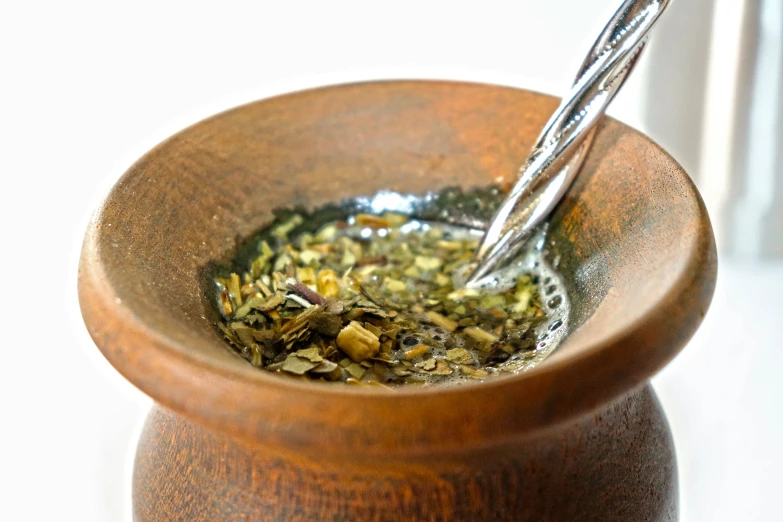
[466,0,671,286]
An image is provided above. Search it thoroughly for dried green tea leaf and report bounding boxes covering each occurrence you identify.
[414,256,443,271]
[252,329,277,343]
[385,278,407,292]
[281,355,318,375]
[311,360,342,380]
[445,348,474,365]
[345,362,366,379]
[459,365,488,379]
[231,322,257,347]
[311,360,338,372]
[256,240,273,258]
[403,265,421,278]
[381,324,402,339]
[428,359,453,375]
[272,214,304,240]
[295,347,323,363]
[341,250,357,267]
[280,308,316,334]
[217,322,241,348]
[361,322,381,337]
[357,307,390,319]
[458,317,477,327]
[379,339,394,355]
[358,283,388,308]
[299,250,322,267]
[324,299,346,315]
[434,273,451,287]
[243,312,267,326]
[234,297,262,319]
[416,358,437,371]
[241,294,285,315]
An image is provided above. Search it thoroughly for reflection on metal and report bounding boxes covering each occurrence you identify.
[467,0,671,285]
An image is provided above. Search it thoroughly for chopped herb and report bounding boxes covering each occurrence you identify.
[445,348,474,365]
[345,362,367,379]
[416,358,438,371]
[402,345,430,360]
[282,355,318,375]
[214,188,563,386]
[336,321,380,362]
[425,311,458,332]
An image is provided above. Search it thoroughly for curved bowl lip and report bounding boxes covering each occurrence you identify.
[78,79,717,454]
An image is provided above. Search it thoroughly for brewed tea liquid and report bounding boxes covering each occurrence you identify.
[331,217,570,385]
[214,187,570,387]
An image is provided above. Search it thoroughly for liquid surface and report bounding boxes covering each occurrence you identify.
[214,187,569,387]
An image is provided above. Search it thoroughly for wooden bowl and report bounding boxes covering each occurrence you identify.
[78,81,716,521]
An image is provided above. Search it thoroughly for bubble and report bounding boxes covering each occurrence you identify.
[309,188,571,382]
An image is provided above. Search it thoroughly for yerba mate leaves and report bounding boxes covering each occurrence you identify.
[214,190,555,386]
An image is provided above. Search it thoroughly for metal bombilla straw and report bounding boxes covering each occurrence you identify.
[466,0,671,286]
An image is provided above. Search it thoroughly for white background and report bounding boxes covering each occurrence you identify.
[1,1,781,521]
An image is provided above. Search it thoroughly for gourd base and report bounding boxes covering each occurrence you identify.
[133,385,677,522]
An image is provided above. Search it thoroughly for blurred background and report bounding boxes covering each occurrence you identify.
[1,0,781,520]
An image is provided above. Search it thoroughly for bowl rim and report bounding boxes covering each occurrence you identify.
[78,79,717,455]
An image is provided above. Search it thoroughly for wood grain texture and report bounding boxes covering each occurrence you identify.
[134,387,676,522]
[77,80,717,520]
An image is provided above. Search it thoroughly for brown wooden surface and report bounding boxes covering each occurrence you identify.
[78,80,716,520]
[134,386,676,522]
